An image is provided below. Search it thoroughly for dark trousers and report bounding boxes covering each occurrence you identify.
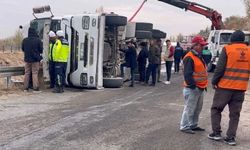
[146,63,158,85]
[165,61,173,81]
[49,61,56,88]
[138,64,146,82]
[130,68,135,86]
[211,88,245,138]
[157,64,161,82]
[174,59,181,73]
[55,62,67,90]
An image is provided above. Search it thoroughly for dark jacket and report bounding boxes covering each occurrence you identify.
[120,46,137,69]
[183,50,206,89]
[148,46,161,64]
[212,48,227,86]
[22,28,43,63]
[174,46,184,60]
[137,46,149,66]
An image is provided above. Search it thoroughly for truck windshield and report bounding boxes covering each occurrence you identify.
[220,33,231,45]
[30,18,61,39]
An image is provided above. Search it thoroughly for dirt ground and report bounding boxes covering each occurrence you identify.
[0,51,24,95]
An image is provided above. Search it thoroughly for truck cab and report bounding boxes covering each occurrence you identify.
[28,12,127,89]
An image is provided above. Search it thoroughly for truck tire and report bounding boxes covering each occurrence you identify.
[152,29,167,39]
[135,30,152,39]
[136,22,153,31]
[105,15,127,26]
[103,77,123,88]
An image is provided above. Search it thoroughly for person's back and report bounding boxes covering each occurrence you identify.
[127,46,137,69]
[174,44,184,60]
[22,28,43,63]
[148,45,160,64]
[137,45,148,65]
[22,28,43,92]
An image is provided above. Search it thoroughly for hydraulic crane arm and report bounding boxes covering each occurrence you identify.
[158,0,225,30]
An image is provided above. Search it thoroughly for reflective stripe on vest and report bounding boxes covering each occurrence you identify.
[218,43,250,91]
[183,51,208,88]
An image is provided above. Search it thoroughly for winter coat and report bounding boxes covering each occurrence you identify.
[137,46,149,66]
[148,46,161,64]
[22,28,43,63]
[174,46,184,60]
[121,46,137,69]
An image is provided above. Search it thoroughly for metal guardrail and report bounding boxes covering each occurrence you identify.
[0,66,25,88]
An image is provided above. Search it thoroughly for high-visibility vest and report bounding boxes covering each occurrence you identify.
[48,41,58,61]
[218,43,250,91]
[53,38,70,63]
[183,51,208,89]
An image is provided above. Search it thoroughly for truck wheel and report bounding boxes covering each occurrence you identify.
[135,30,152,39]
[136,22,153,31]
[103,77,123,88]
[105,15,127,26]
[152,29,167,39]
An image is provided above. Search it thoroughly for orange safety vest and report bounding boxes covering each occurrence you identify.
[218,43,250,91]
[183,51,208,89]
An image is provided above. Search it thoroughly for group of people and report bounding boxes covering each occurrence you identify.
[22,27,250,146]
[120,38,184,87]
[22,27,70,93]
[179,30,250,146]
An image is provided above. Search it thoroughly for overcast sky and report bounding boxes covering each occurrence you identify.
[0,0,246,39]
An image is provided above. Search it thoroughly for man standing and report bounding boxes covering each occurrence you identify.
[145,39,161,86]
[180,36,208,134]
[137,42,148,83]
[208,30,250,146]
[48,31,57,89]
[22,27,43,92]
[120,40,137,87]
[174,42,184,73]
[164,40,174,84]
[53,30,70,93]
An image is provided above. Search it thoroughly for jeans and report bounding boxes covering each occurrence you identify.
[180,87,204,130]
[146,63,158,85]
[165,61,173,81]
[55,62,67,89]
[120,63,127,77]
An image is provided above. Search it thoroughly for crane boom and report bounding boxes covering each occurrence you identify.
[129,0,147,22]
[158,0,225,30]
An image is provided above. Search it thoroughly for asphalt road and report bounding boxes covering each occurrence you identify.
[0,73,249,150]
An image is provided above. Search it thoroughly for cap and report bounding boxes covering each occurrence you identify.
[48,31,56,37]
[56,30,64,37]
[192,36,208,46]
